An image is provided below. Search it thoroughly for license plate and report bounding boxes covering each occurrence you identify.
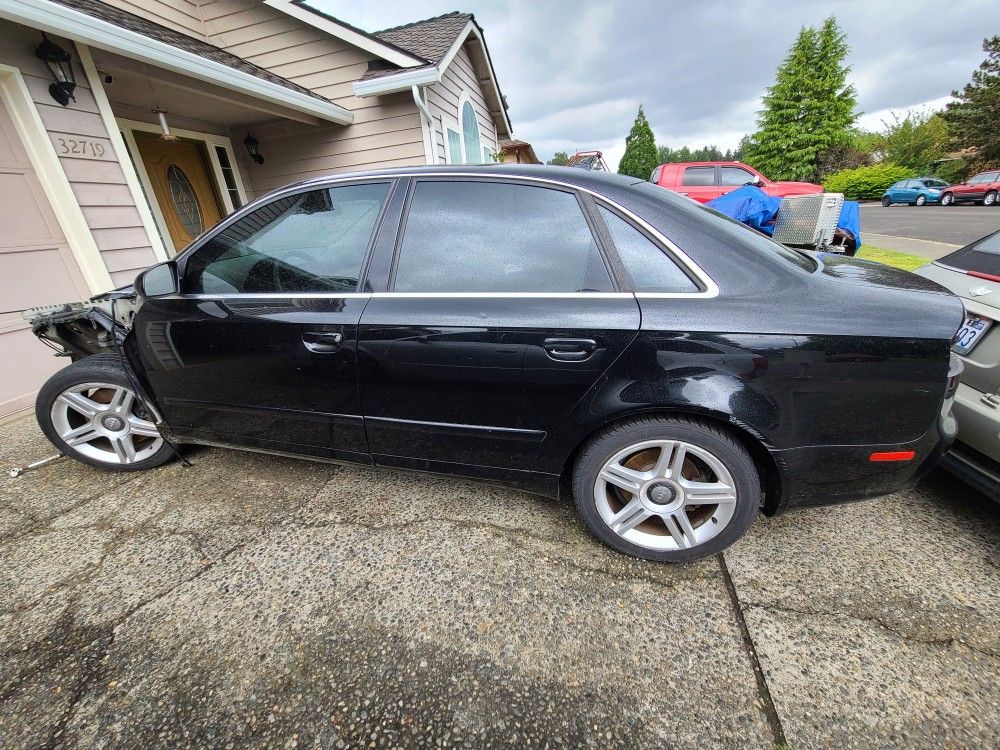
[952,313,992,355]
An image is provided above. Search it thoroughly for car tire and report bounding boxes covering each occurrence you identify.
[985,191,998,207]
[571,415,760,562]
[941,193,954,206]
[881,196,892,207]
[36,353,174,472]
[915,194,927,206]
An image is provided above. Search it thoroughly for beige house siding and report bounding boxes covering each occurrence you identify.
[198,0,426,196]
[0,20,157,287]
[427,44,499,164]
[97,0,208,39]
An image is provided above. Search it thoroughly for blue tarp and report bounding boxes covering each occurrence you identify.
[707,185,862,248]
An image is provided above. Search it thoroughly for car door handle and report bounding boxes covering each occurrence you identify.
[543,337,597,362]
[302,331,343,353]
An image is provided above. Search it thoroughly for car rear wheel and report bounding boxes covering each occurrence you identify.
[942,193,954,206]
[915,194,927,206]
[572,416,760,562]
[881,196,892,207]
[36,354,173,472]
[985,191,998,207]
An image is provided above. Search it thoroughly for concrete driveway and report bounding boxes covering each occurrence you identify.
[1,414,998,749]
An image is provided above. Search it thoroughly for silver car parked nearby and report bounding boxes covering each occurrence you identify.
[917,230,1000,500]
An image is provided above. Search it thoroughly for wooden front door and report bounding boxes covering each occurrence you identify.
[134,135,222,252]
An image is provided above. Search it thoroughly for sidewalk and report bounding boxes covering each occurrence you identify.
[865,232,960,261]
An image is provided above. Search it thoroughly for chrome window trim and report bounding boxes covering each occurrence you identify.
[178,170,720,300]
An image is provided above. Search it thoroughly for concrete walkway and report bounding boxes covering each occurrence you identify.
[864,232,959,261]
[1,414,998,748]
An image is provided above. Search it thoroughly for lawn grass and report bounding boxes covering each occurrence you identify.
[855,245,929,272]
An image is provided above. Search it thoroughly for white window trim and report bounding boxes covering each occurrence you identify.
[117,118,249,254]
[0,62,112,293]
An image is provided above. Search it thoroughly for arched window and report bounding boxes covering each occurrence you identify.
[461,100,482,164]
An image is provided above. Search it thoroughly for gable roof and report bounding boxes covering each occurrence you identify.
[374,12,473,67]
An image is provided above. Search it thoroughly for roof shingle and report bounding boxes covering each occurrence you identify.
[373,12,472,66]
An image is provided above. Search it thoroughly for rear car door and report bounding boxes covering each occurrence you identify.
[132,180,396,462]
[356,177,641,483]
[678,166,719,203]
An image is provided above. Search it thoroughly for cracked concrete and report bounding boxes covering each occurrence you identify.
[2,414,998,748]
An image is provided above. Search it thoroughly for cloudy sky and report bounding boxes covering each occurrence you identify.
[313,0,996,168]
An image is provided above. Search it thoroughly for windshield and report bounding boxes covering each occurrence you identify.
[634,182,817,272]
[939,230,1000,275]
[922,179,948,188]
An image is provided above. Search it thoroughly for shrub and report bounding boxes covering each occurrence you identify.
[934,158,969,185]
[823,163,917,200]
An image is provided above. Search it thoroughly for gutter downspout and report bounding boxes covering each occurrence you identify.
[412,85,437,165]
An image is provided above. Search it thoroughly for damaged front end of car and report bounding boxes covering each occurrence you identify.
[23,289,139,361]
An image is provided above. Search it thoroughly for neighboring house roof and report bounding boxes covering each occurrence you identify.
[500,139,541,165]
[48,0,335,109]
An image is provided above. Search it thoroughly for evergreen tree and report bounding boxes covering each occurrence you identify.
[546,150,570,166]
[743,17,857,182]
[617,105,658,179]
[944,36,1000,168]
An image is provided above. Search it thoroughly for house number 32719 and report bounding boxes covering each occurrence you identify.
[54,137,107,159]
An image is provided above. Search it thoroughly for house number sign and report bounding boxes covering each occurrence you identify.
[51,136,110,159]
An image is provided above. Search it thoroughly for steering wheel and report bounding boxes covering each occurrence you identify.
[271,251,318,292]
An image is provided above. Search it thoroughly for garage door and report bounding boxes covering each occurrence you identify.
[0,92,91,418]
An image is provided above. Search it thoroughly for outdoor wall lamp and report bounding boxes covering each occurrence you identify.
[35,34,76,106]
[244,132,264,165]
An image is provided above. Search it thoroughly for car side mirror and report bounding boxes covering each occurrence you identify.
[752,175,764,186]
[135,261,178,298]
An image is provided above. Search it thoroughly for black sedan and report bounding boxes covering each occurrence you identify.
[26,166,964,562]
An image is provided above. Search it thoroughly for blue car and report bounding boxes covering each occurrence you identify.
[882,177,950,206]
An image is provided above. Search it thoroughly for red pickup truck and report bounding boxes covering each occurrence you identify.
[650,161,823,203]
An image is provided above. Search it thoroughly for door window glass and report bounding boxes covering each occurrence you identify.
[393,181,613,293]
[682,167,715,186]
[184,182,390,294]
[166,164,203,235]
[720,166,756,186]
[598,206,698,293]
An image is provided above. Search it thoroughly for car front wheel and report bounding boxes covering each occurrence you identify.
[942,193,954,206]
[915,194,927,206]
[36,354,174,472]
[881,196,892,207]
[572,416,760,562]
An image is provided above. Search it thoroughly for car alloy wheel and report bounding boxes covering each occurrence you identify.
[50,382,163,465]
[593,439,738,551]
[942,193,954,206]
[915,195,926,206]
[986,191,998,207]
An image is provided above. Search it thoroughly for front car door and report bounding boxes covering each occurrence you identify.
[132,179,397,462]
[678,166,719,203]
[719,165,758,196]
[356,176,641,491]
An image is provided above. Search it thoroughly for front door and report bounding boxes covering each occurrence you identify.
[132,181,395,462]
[357,178,641,479]
[134,134,223,252]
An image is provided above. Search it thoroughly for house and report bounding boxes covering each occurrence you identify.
[499,138,540,164]
[0,0,513,418]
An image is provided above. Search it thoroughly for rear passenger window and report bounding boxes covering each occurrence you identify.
[682,167,715,186]
[598,206,699,293]
[393,181,613,293]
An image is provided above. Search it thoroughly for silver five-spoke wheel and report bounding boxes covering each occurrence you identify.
[50,382,163,465]
[594,438,738,551]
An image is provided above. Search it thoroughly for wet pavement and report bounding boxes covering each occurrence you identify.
[2,414,997,749]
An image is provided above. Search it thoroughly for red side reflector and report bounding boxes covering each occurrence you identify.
[967,270,1000,283]
[869,451,916,462]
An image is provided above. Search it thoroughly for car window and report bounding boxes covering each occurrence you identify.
[681,167,715,186]
[923,179,947,188]
[720,166,756,186]
[393,180,614,293]
[908,181,922,189]
[598,206,698,293]
[184,182,390,294]
[983,172,1000,182]
[941,231,1000,275]
[890,181,902,189]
